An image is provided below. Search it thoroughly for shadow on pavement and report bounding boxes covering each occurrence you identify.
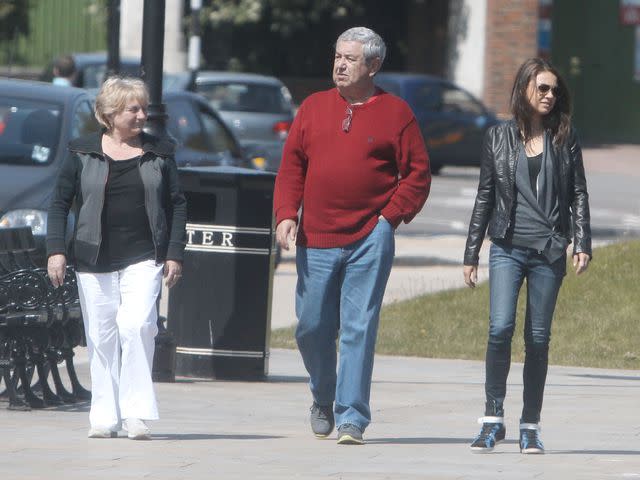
[569,373,640,381]
[0,399,91,413]
[152,433,284,441]
[366,437,519,445]
[172,375,309,384]
[550,450,640,455]
[46,401,91,413]
[266,375,309,383]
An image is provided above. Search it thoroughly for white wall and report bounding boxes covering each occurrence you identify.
[120,0,186,73]
[448,0,486,99]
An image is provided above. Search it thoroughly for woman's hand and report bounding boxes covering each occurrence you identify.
[47,254,67,288]
[164,260,183,288]
[463,264,478,288]
[572,252,590,275]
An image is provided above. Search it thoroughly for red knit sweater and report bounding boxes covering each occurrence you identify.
[274,88,431,248]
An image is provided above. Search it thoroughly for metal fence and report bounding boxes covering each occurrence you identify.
[0,0,106,68]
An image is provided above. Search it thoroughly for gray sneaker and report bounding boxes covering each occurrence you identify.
[337,423,364,445]
[309,402,334,438]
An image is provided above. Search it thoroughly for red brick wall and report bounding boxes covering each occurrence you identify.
[484,0,539,116]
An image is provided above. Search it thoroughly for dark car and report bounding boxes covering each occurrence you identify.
[374,73,500,174]
[40,52,142,89]
[0,79,100,264]
[166,71,295,172]
[0,79,252,265]
[163,90,251,169]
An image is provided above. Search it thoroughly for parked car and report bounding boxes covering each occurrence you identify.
[0,79,253,265]
[39,52,142,89]
[167,71,295,172]
[163,90,251,169]
[0,79,100,265]
[374,73,500,174]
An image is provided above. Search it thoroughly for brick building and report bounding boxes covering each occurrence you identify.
[447,0,539,117]
[483,0,539,115]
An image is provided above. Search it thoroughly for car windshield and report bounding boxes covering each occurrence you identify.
[376,77,443,110]
[82,63,141,88]
[196,82,292,114]
[407,81,442,111]
[375,78,402,97]
[165,98,242,159]
[0,98,62,165]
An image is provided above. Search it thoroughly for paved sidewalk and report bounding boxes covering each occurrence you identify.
[5,144,638,478]
[1,348,639,479]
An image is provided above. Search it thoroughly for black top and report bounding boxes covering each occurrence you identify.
[463,121,591,266]
[47,131,187,268]
[76,155,155,272]
[527,152,543,196]
[510,144,566,264]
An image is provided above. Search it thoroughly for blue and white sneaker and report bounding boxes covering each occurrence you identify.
[470,416,506,452]
[519,423,544,454]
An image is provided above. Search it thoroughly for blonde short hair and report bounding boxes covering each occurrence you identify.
[94,76,149,130]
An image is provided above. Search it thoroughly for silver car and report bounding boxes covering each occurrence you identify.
[167,71,295,172]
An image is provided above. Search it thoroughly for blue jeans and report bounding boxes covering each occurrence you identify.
[295,219,394,431]
[485,242,565,423]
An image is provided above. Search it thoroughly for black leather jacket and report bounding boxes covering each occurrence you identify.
[464,120,591,266]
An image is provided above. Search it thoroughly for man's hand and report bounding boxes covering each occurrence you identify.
[276,219,297,251]
[164,260,183,288]
[463,264,478,288]
[572,252,590,275]
[47,254,67,288]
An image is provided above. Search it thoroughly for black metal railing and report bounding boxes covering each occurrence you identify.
[0,227,90,410]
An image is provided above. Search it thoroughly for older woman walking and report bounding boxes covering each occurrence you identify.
[464,58,591,454]
[47,77,186,440]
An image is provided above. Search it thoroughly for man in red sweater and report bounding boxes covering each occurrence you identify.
[274,27,431,445]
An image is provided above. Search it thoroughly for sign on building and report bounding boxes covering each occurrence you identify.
[621,0,640,25]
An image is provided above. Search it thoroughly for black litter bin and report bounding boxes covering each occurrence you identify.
[167,166,276,380]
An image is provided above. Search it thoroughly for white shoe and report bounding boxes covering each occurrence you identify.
[88,428,118,438]
[123,418,150,440]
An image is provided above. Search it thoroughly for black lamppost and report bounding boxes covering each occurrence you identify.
[140,0,176,382]
[187,0,202,90]
[141,0,168,139]
[106,0,121,78]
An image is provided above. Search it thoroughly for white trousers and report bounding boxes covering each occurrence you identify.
[76,259,163,429]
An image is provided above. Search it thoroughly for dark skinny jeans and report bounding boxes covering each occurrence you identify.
[484,242,565,423]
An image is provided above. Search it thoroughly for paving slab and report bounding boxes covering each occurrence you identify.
[1,348,639,479]
[5,145,640,478]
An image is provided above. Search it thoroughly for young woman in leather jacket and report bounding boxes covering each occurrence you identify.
[463,58,592,454]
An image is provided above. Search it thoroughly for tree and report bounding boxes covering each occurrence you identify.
[0,0,31,43]
[198,0,407,76]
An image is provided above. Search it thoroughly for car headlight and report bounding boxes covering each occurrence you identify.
[0,209,48,235]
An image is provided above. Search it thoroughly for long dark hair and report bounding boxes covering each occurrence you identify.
[509,58,572,146]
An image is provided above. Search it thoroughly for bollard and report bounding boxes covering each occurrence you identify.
[152,316,176,382]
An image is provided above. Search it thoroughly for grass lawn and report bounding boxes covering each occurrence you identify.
[270,240,640,370]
